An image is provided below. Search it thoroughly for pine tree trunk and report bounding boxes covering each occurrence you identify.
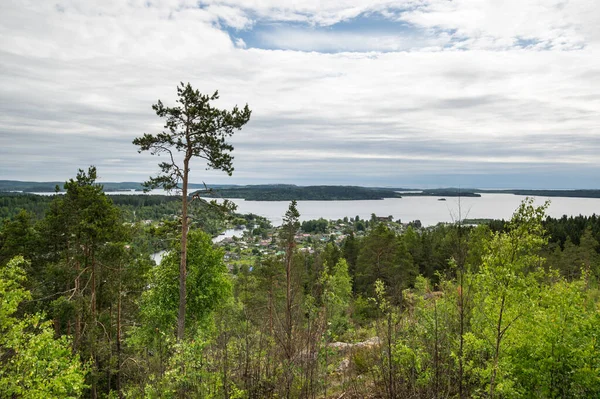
[116,262,123,398]
[285,241,293,399]
[90,246,98,399]
[177,159,189,341]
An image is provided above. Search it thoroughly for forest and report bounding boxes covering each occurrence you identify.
[195,185,404,201]
[1,170,600,398]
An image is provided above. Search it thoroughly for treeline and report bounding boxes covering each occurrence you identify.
[401,189,481,197]
[196,185,404,201]
[0,180,64,192]
[0,180,229,193]
[0,193,220,231]
[0,180,144,193]
[0,193,54,219]
[482,213,600,250]
[479,188,600,198]
[1,171,600,397]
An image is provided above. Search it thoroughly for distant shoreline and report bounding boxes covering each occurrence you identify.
[1,180,599,200]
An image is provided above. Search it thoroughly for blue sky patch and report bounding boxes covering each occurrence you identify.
[226,12,429,53]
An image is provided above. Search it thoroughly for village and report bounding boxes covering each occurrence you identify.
[214,213,426,272]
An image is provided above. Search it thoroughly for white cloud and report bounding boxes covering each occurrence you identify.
[234,37,247,48]
[0,0,598,188]
[400,0,594,50]
[197,0,598,51]
[204,4,253,30]
[198,0,415,26]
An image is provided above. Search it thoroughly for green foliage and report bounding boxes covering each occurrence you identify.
[126,337,220,399]
[355,224,397,298]
[139,229,232,336]
[509,276,600,397]
[0,257,87,398]
[0,210,39,266]
[465,224,492,272]
[0,194,53,221]
[133,83,249,340]
[321,259,352,338]
[355,224,417,303]
[546,227,600,281]
[199,185,403,201]
[35,168,148,397]
[301,218,328,233]
[392,276,456,396]
[341,232,359,272]
[466,199,549,398]
[45,166,122,249]
[3,184,600,399]
[133,82,251,190]
[281,200,300,243]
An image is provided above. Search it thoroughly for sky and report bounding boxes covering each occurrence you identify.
[0,0,599,189]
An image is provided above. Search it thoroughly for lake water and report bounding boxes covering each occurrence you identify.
[151,250,167,264]
[222,194,600,227]
[26,191,600,227]
[212,227,246,243]
[151,228,246,264]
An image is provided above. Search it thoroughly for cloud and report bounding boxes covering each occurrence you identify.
[0,0,598,188]
[198,0,415,27]
[199,0,598,51]
[399,0,593,50]
[204,4,253,30]
[234,37,247,48]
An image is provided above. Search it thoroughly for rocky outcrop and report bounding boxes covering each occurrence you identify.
[328,336,381,353]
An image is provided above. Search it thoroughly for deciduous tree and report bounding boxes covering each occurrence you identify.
[0,257,87,398]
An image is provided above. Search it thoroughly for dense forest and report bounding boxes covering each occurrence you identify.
[0,180,220,193]
[1,169,599,398]
[0,193,224,232]
[195,185,405,201]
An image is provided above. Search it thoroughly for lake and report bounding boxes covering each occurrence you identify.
[27,190,600,227]
[221,194,600,226]
[212,227,246,243]
[151,228,246,264]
